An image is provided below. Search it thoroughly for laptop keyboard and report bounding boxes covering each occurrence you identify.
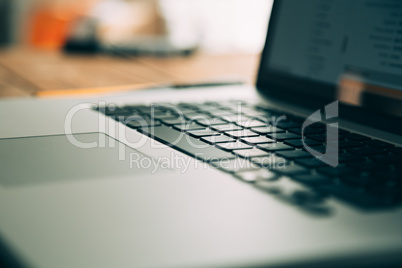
[97,100,402,210]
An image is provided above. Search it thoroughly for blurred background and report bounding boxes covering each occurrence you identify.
[0,0,273,98]
[0,0,272,53]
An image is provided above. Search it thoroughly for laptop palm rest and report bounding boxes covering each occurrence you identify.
[0,133,164,187]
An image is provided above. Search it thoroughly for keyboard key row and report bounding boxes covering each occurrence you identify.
[100,101,402,211]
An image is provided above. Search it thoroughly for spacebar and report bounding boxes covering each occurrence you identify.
[139,125,235,161]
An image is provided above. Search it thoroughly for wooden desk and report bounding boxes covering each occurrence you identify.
[0,48,259,98]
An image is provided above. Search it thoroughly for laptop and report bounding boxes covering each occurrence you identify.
[1,0,402,267]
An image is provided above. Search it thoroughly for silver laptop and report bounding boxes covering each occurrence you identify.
[1,0,402,267]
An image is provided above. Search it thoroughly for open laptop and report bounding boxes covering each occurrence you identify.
[1,0,402,267]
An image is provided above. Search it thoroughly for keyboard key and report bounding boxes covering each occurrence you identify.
[200,135,235,144]
[295,158,328,168]
[308,122,326,129]
[137,107,161,114]
[328,140,364,149]
[151,103,179,109]
[276,150,313,159]
[222,101,248,109]
[211,123,243,132]
[203,101,222,106]
[152,114,180,120]
[233,148,270,158]
[347,147,387,156]
[221,101,248,109]
[267,132,300,141]
[224,129,260,138]
[161,117,187,125]
[257,143,294,152]
[345,160,389,172]
[184,113,213,121]
[235,169,278,182]
[139,125,235,162]
[103,107,132,116]
[241,110,268,117]
[235,120,267,128]
[118,103,143,109]
[275,121,302,129]
[269,164,309,175]
[287,115,305,122]
[390,147,402,155]
[316,166,356,177]
[207,111,235,118]
[343,133,371,141]
[366,170,400,183]
[318,185,389,208]
[365,139,394,148]
[176,103,199,109]
[254,104,279,113]
[338,153,365,163]
[369,154,402,164]
[341,175,376,187]
[239,107,263,114]
[173,108,198,115]
[219,114,251,122]
[253,115,275,124]
[288,127,323,135]
[292,174,332,185]
[125,117,161,128]
[211,158,260,173]
[216,141,253,151]
[250,126,285,134]
[241,136,275,145]
[304,145,326,154]
[173,123,205,131]
[187,129,221,137]
[193,104,225,112]
[284,139,321,148]
[196,118,228,126]
[307,133,339,142]
[251,155,287,167]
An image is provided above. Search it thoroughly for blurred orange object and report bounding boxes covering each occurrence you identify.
[28,1,90,49]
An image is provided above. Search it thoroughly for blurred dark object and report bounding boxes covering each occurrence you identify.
[0,0,12,46]
[63,17,99,53]
[168,81,244,90]
[100,36,197,57]
[63,21,197,57]
[63,7,197,57]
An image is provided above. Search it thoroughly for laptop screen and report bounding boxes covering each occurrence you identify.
[257,0,402,133]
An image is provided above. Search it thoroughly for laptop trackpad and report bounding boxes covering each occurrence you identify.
[0,133,165,187]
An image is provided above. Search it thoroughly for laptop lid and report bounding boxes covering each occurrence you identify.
[257,0,402,135]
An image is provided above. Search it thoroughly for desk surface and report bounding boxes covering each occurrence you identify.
[0,48,259,98]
